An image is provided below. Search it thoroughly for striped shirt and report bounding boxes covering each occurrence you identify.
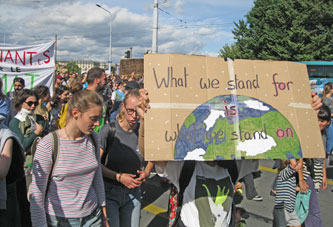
[30,132,106,227]
[274,165,297,212]
[302,158,324,191]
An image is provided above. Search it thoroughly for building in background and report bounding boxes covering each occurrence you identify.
[57,60,117,74]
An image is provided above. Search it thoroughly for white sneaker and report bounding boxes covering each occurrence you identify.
[251,195,263,201]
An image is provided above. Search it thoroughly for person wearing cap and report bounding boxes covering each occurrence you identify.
[109,81,140,123]
[53,74,64,92]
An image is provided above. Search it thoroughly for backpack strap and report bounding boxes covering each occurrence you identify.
[46,131,60,194]
[89,133,98,159]
[178,161,196,206]
[101,122,116,165]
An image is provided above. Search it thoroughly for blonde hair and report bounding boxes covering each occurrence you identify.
[117,89,141,121]
[67,90,103,117]
[322,83,332,98]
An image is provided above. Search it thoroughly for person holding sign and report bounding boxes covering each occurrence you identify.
[298,104,329,227]
[153,92,322,227]
[98,88,153,227]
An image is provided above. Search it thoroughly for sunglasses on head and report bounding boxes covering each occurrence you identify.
[25,101,39,107]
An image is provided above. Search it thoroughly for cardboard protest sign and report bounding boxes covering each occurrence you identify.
[119,58,144,77]
[0,41,55,94]
[144,54,325,161]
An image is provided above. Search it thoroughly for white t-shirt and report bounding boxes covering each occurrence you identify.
[159,161,233,227]
[111,91,116,101]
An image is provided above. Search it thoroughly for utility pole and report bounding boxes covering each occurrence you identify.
[54,34,57,64]
[54,34,58,88]
[129,47,133,58]
[96,3,112,73]
[152,0,158,53]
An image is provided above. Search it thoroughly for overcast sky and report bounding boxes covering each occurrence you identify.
[1,0,253,64]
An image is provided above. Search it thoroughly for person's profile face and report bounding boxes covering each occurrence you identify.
[76,104,102,134]
[319,119,330,130]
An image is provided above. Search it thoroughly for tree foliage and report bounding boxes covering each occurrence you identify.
[65,61,80,73]
[219,44,240,60]
[220,0,333,60]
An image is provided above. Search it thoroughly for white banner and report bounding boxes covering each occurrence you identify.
[0,41,55,94]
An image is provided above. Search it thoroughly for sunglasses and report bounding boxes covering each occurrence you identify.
[25,101,39,107]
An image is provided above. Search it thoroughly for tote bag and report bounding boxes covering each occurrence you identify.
[294,189,311,224]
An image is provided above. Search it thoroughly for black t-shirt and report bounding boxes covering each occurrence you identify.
[99,120,143,184]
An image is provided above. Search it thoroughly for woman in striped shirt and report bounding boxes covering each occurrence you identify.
[30,90,108,227]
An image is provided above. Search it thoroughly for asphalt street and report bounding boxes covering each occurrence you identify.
[139,160,333,227]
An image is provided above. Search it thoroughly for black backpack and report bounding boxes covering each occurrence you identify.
[100,122,116,165]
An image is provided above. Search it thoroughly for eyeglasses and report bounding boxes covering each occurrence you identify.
[25,101,39,107]
[125,106,137,115]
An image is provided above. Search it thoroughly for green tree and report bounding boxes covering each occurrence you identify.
[221,0,333,61]
[219,44,240,59]
[65,61,80,73]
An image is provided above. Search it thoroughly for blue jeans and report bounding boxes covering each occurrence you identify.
[104,182,141,227]
[46,207,102,227]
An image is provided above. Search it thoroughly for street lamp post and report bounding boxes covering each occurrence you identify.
[96,3,112,73]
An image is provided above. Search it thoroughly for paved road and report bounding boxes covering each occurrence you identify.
[140,160,333,227]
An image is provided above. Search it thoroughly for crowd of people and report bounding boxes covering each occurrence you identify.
[0,67,331,227]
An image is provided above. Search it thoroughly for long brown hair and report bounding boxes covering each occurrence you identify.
[322,83,332,98]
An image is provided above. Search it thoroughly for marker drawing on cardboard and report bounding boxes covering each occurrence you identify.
[175,95,301,160]
[144,54,324,161]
